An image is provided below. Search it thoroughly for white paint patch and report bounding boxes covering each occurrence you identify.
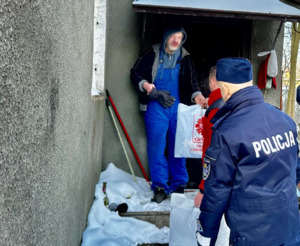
[91,0,106,99]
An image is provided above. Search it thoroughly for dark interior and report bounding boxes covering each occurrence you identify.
[143,14,252,97]
[143,14,252,187]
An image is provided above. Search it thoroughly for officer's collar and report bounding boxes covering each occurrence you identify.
[211,86,264,127]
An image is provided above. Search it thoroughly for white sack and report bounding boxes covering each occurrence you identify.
[175,103,206,158]
[169,193,230,246]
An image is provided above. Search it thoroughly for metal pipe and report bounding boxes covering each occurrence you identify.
[106,99,137,183]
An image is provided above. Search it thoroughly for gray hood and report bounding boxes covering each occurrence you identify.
[160,26,187,69]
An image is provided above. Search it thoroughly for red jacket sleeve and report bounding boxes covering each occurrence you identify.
[199,108,219,191]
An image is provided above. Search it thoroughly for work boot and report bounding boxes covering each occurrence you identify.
[173,184,186,194]
[152,188,168,203]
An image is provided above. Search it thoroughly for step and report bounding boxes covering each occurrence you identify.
[119,211,170,228]
[120,211,170,246]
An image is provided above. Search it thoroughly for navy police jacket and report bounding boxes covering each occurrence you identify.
[200,86,300,246]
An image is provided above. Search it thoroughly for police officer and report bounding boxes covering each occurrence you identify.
[196,58,300,246]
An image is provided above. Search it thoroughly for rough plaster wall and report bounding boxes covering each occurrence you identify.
[0,1,104,246]
[102,0,148,177]
[251,20,284,108]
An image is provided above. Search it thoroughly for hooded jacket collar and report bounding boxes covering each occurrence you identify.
[160,27,187,69]
[151,44,189,82]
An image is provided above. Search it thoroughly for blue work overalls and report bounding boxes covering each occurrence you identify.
[144,53,188,194]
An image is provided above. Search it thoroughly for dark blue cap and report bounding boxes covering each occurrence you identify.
[216,58,253,84]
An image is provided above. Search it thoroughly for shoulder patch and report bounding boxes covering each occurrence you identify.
[203,156,211,180]
[203,148,219,181]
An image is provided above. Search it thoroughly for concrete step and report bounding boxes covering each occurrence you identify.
[120,211,170,245]
[120,211,170,228]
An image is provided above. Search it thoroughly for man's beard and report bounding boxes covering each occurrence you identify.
[167,44,180,52]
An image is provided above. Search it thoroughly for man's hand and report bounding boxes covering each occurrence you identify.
[148,88,176,108]
[194,191,204,208]
[204,97,209,108]
[143,81,155,94]
[194,94,207,108]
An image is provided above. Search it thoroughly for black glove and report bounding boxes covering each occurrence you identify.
[148,88,176,108]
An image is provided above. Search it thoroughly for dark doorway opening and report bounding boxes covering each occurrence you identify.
[143,14,252,96]
[142,14,252,187]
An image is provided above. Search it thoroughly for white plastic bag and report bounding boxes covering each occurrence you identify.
[169,193,199,246]
[175,103,206,158]
[169,193,230,246]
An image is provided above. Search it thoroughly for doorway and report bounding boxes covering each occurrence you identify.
[143,14,252,96]
[142,15,252,187]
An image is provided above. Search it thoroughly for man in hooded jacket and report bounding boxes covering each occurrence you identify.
[130,26,205,203]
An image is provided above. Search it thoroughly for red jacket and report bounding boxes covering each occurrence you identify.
[199,88,223,191]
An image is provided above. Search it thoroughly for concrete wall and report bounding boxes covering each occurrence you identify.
[102,0,149,177]
[251,20,284,108]
[0,1,104,246]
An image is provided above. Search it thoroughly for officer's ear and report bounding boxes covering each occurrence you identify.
[210,77,219,91]
[211,78,215,88]
[219,81,230,102]
[209,78,214,92]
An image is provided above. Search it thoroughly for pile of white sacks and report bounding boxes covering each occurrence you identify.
[81,163,230,246]
[81,163,170,246]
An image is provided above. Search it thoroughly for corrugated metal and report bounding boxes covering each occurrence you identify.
[132,0,300,21]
